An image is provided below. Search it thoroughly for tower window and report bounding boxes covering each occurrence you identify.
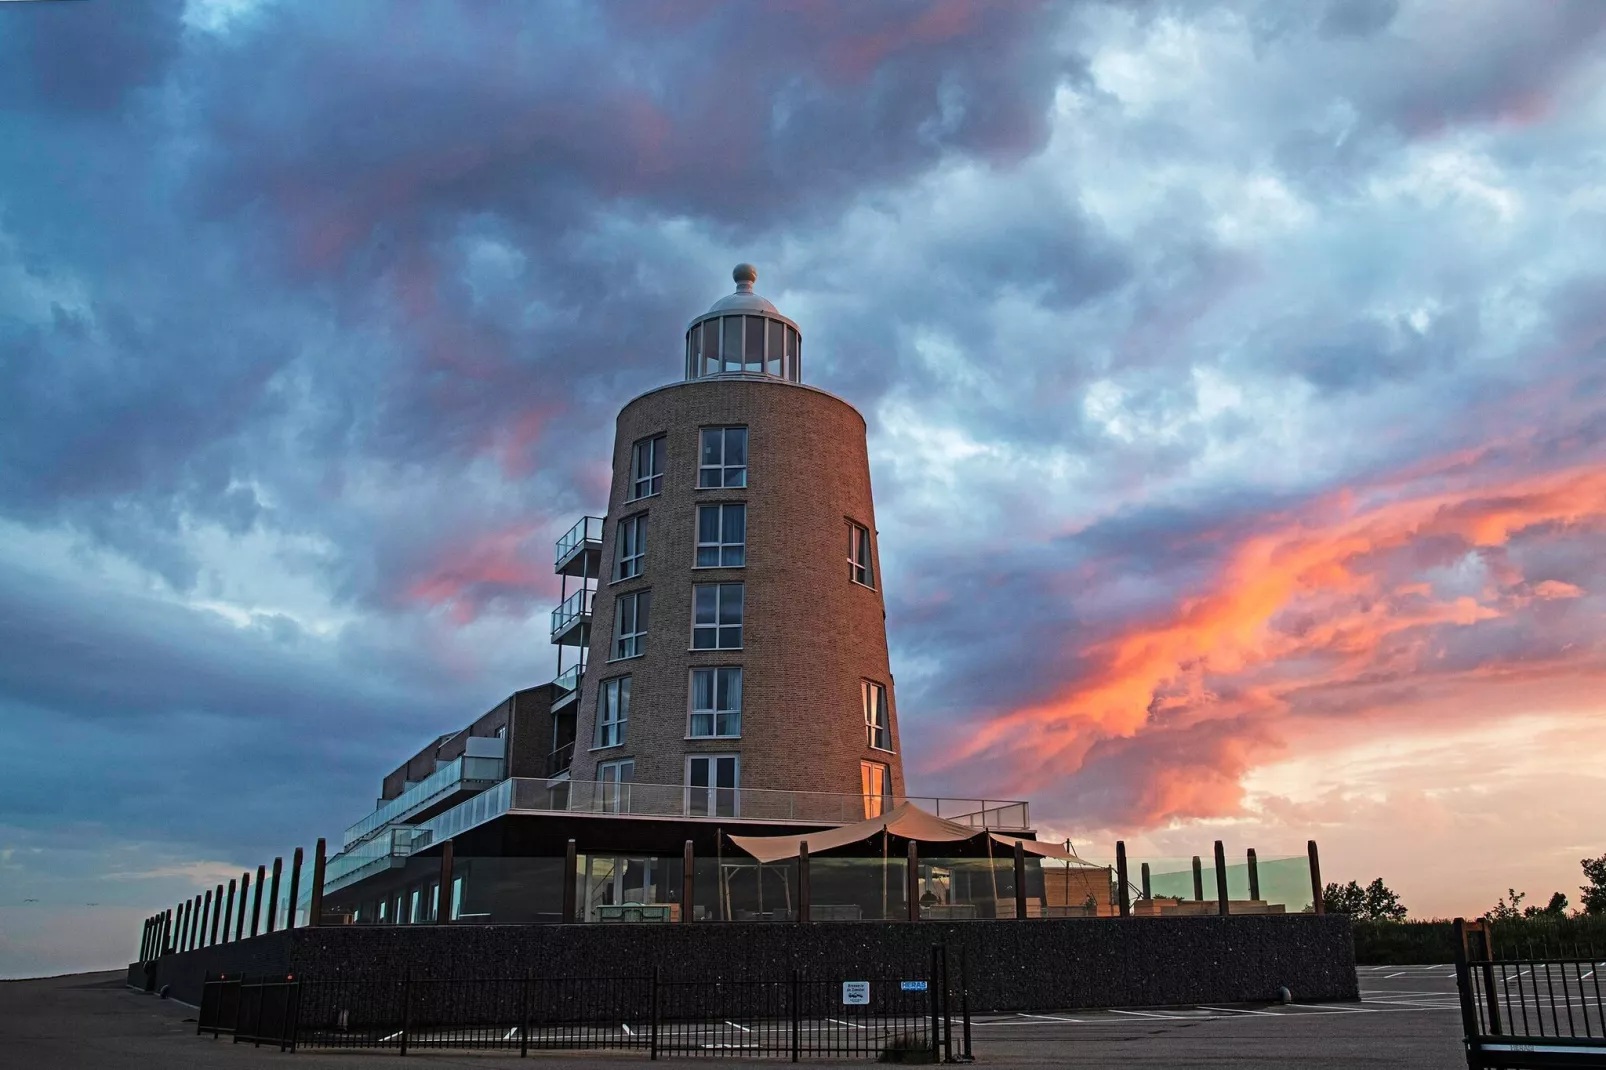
[686,754,739,817]
[597,758,634,813]
[615,514,647,581]
[595,677,630,749]
[861,760,892,819]
[849,522,875,588]
[692,583,743,649]
[695,503,746,568]
[614,590,650,659]
[698,427,747,488]
[863,680,892,752]
[629,435,665,500]
[690,667,742,738]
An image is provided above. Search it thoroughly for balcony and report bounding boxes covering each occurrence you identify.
[409,777,1030,850]
[322,826,421,895]
[342,755,506,850]
[551,664,582,709]
[546,740,575,777]
[549,588,594,646]
[555,516,604,577]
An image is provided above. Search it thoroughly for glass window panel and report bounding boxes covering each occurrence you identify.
[689,758,709,790]
[701,428,722,469]
[698,505,721,543]
[719,583,743,624]
[715,756,737,790]
[785,326,798,380]
[745,316,765,372]
[721,504,745,545]
[694,585,716,623]
[722,316,743,373]
[767,320,785,376]
[700,321,719,376]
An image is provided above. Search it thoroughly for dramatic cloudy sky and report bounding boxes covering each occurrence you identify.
[3,0,1605,975]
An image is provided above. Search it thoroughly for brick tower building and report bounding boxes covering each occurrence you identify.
[566,265,905,813]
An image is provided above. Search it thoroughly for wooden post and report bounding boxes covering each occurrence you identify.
[906,840,920,922]
[797,841,811,923]
[1115,841,1130,917]
[681,840,694,923]
[223,880,237,943]
[1214,840,1229,916]
[176,902,187,953]
[436,840,453,924]
[1013,840,1028,921]
[1247,849,1260,902]
[188,897,200,950]
[161,909,172,955]
[211,884,224,944]
[200,892,213,949]
[309,838,327,928]
[266,857,283,932]
[1141,862,1151,901]
[1191,856,1203,901]
[562,839,577,923]
[1308,840,1324,914]
[251,864,265,936]
[286,848,303,929]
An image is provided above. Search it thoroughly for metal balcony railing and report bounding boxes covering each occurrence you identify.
[549,588,594,643]
[546,741,575,777]
[552,664,582,707]
[554,516,604,572]
[341,756,505,849]
[409,777,1030,850]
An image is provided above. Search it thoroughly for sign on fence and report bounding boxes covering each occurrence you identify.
[842,981,870,1005]
[901,981,928,992]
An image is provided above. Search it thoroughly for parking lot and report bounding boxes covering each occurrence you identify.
[1,968,1469,1069]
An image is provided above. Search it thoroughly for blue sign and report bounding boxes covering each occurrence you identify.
[901,980,928,992]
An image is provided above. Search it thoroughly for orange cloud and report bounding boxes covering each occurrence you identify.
[405,524,555,624]
[946,459,1606,823]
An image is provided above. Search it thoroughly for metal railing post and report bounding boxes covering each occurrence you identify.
[1013,841,1027,921]
[960,946,972,1062]
[399,968,412,1055]
[1247,849,1260,902]
[1116,841,1130,917]
[682,839,695,923]
[649,965,660,1060]
[1453,919,1483,1069]
[798,840,810,923]
[1214,840,1229,916]
[907,841,920,922]
[1308,840,1324,914]
[436,840,453,924]
[929,944,941,1059]
[520,970,531,1058]
[791,968,801,1062]
[309,839,327,928]
[562,839,577,923]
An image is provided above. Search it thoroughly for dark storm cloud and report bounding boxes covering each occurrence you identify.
[0,0,184,115]
[1318,0,1399,40]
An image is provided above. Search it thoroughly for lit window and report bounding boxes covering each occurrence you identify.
[690,667,742,738]
[686,754,739,817]
[695,503,746,567]
[692,583,743,649]
[849,522,875,588]
[861,761,892,819]
[698,427,748,488]
[598,758,634,813]
[630,435,665,500]
[595,677,630,748]
[614,590,650,659]
[863,681,892,752]
[615,514,647,580]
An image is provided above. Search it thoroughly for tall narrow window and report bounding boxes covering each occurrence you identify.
[695,503,746,567]
[685,754,739,817]
[598,758,634,813]
[849,522,875,588]
[689,667,742,738]
[766,320,785,377]
[722,316,743,374]
[692,583,743,649]
[698,427,747,488]
[863,681,892,752]
[614,590,650,659]
[615,514,647,580]
[630,435,665,500]
[595,677,630,748]
[861,761,892,819]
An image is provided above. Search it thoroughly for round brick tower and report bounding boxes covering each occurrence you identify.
[568,265,905,818]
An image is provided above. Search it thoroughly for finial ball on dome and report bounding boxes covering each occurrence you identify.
[733,263,758,290]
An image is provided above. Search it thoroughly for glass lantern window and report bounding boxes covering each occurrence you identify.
[722,317,743,373]
[766,320,785,376]
[785,326,799,381]
[700,320,720,377]
[744,316,765,372]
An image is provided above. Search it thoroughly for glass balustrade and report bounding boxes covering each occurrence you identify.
[341,755,505,849]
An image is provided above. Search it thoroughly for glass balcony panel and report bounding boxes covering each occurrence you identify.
[554,516,605,571]
[549,588,595,641]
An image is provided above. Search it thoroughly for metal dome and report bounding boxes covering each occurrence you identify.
[684,264,802,383]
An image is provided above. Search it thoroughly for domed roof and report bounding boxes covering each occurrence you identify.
[707,263,779,315]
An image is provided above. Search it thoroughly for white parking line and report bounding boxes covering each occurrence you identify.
[725,1020,752,1033]
[1197,1006,1280,1016]
[1018,1013,1087,1023]
[379,1031,402,1042]
[502,1026,520,1041]
[826,1018,867,1030]
[1109,1009,1214,1020]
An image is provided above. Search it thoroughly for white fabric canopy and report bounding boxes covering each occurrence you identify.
[727,802,984,864]
[988,834,1106,867]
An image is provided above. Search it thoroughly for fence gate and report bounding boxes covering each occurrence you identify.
[1453,918,1606,1069]
[193,946,974,1061]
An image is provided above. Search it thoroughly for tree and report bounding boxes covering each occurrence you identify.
[1323,878,1408,921]
[1489,889,1526,921]
[1582,854,1606,915]
[1522,892,1569,918]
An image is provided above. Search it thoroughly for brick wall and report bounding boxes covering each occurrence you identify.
[567,376,906,802]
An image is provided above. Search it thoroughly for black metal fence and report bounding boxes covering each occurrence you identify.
[1453,918,1606,1069]
[198,946,972,1060]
